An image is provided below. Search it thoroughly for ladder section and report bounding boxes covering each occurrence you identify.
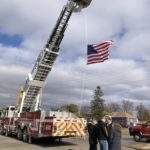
[20,1,76,112]
[22,86,41,112]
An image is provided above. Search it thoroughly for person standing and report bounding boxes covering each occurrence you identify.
[97,116,108,150]
[109,123,122,150]
[87,119,98,150]
[105,115,113,149]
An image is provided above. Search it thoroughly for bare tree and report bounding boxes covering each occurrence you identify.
[136,104,150,121]
[80,105,90,118]
[105,102,121,113]
[121,100,134,113]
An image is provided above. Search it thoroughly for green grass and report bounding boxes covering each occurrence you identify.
[122,128,130,136]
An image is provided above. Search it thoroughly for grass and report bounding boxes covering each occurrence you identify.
[122,128,130,136]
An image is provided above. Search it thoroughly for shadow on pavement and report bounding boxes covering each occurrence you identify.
[3,135,77,148]
[31,138,77,148]
[122,136,150,144]
[122,136,133,142]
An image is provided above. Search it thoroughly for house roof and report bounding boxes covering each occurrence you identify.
[111,112,136,118]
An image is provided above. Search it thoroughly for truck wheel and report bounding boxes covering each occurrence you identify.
[59,138,62,142]
[0,126,4,135]
[17,128,23,140]
[5,129,9,137]
[28,135,32,144]
[23,128,28,142]
[133,133,141,142]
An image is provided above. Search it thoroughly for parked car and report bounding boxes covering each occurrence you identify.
[129,121,150,142]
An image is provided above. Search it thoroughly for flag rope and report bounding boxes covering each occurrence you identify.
[79,10,88,116]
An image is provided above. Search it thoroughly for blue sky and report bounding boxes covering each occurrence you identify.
[0,33,22,47]
[0,0,150,109]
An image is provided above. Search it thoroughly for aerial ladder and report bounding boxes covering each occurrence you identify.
[0,0,92,142]
[17,0,92,115]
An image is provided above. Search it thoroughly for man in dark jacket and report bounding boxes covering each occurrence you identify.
[87,119,97,150]
[109,124,121,150]
[97,116,108,150]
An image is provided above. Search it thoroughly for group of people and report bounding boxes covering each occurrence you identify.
[87,115,121,150]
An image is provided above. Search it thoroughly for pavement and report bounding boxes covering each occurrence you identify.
[122,136,150,150]
[1,134,150,150]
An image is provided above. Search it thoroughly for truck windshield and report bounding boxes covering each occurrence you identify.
[10,107,15,111]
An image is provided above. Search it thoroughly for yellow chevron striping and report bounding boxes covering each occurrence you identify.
[52,118,86,137]
[53,122,66,136]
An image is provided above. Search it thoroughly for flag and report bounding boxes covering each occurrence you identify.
[87,40,113,65]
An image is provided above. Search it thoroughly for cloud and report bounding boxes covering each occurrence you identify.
[0,63,29,106]
[0,0,150,109]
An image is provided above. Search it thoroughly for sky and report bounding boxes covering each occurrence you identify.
[0,0,150,109]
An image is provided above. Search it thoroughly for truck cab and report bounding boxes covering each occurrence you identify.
[129,121,150,142]
[4,106,15,118]
[0,106,16,135]
[0,106,15,118]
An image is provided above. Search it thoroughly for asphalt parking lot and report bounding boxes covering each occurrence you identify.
[0,135,150,150]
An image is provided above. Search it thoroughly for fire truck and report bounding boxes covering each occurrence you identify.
[0,0,92,143]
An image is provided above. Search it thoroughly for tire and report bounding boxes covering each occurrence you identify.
[58,138,62,142]
[23,128,28,142]
[5,129,9,137]
[0,126,4,135]
[17,128,23,140]
[28,135,32,144]
[133,133,141,142]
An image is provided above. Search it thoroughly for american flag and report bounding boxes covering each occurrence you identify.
[87,40,113,65]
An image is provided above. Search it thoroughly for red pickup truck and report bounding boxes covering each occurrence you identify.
[129,121,150,142]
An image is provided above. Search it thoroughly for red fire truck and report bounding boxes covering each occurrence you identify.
[0,0,92,143]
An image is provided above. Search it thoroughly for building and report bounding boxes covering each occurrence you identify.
[111,112,138,128]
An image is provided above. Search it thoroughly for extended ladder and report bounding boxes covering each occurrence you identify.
[18,0,92,113]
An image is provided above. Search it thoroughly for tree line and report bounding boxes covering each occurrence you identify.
[52,86,150,122]
[90,86,150,122]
